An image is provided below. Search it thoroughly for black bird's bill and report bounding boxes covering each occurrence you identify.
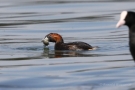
[116,11,127,28]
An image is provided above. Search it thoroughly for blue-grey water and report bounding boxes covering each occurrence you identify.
[0,0,135,90]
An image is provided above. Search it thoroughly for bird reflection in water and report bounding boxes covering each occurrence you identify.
[43,47,98,58]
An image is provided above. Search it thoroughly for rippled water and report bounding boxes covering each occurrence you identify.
[0,0,135,90]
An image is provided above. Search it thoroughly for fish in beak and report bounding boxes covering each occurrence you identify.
[41,37,49,46]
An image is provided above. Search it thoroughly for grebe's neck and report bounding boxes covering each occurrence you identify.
[55,37,64,43]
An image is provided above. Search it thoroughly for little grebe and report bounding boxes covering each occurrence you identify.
[42,33,95,50]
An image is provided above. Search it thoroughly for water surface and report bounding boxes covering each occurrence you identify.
[0,0,135,90]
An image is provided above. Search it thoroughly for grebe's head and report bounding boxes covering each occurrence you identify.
[42,33,64,46]
[116,11,135,28]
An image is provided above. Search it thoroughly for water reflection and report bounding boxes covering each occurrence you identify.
[0,0,135,90]
[43,47,102,58]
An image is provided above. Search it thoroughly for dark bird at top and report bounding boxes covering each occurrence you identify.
[116,11,135,60]
[42,33,96,51]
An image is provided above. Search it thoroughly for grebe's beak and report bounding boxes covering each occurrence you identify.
[41,37,49,46]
